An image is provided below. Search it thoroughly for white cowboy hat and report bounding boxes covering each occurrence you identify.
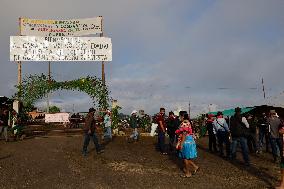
[131,110,137,115]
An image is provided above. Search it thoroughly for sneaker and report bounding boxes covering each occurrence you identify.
[244,162,251,167]
[97,150,104,154]
[273,157,278,163]
[82,152,87,157]
[128,138,135,143]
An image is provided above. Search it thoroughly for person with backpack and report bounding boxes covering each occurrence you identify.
[213,111,230,158]
[229,107,250,166]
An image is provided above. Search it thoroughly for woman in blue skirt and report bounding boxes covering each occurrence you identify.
[176,120,199,178]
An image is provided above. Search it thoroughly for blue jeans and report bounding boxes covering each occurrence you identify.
[168,134,176,150]
[217,131,230,157]
[158,131,166,153]
[82,132,101,155]
[130,128,139,140]
[258,130,269,151]
[231,137,250,164]
[104,127,112,139]
[270,137,283,160]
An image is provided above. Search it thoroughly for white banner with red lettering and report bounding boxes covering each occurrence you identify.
[10,36,112,61]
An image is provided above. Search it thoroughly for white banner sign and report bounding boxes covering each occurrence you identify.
[20,17,102,36]
[45,113,70,123]
[10,36,112,61]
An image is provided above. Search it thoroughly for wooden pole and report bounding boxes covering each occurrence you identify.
[17,17,22,99]
[17,61,22,100]
[17,61,22,86]
[47,61,51,113]
[48,61,51,82]
[102,61,105,84]
[100,16,105,85]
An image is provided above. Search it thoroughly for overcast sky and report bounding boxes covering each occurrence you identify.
[1,0,284,116]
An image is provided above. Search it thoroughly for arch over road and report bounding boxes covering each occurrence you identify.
[15,73,110,111]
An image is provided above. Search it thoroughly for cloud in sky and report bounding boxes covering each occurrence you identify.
[1,0,284,116]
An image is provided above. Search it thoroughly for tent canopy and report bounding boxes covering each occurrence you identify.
[208,107,255,117]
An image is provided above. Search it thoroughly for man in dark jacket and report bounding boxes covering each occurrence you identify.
[82,108,103,157]
[230,107,250,166]
[257,113,270,153]
[206,114,217,153]
[246,114,257,153]
[0,109,9,142]
[166,111,177,151]
[268,110,282,163]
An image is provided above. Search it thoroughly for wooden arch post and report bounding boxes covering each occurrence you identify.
[99,16,105,85]
[17,17,22,99]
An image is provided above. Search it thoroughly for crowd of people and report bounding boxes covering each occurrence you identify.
[205,108,284,165]
[205,108,284,188]
[81,107,199,178]
[2,104,283,186]
[81,106,284,186]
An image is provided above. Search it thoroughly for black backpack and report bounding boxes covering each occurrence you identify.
[230,116,249,138]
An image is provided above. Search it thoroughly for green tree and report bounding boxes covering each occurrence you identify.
[111,106,122,129]
[47,106,61,113]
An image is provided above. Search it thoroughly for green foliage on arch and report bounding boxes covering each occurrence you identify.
[15,73,110,112]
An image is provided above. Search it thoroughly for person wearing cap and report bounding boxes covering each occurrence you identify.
[128,110,139,142]
[268,110,282,163]
[206,114,217,153]
[82,108,104,157]
[230,107,250,166]
[213,111,230,158]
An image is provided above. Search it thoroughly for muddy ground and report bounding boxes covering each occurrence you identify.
[0,135,281,189]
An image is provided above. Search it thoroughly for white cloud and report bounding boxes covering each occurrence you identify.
[1,0,284,117]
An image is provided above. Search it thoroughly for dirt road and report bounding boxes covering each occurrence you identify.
[0,135,280,188]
